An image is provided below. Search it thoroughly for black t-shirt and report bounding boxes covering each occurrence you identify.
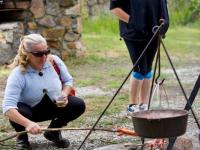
[110,0,169,41]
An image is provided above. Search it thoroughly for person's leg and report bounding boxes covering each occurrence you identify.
[31,94,71,148]
[129,73,143,105]
[44,96,85,148]
[127,76,143,113]
[139,38,158,110]
[124,39,146,113]
[146,38,159,73]
[9,102,33,149]
[140,78,152,110]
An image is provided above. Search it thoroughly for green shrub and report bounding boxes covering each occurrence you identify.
[169,0,200,25]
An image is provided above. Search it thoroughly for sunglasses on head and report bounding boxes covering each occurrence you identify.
[30,49,51,57]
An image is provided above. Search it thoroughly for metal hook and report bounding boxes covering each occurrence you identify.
[155,78,165,85]
[155,36,165,85]
[152,19,165,33]
[152,19,166,38]
[159,19,165,26]
[152,25,159,34]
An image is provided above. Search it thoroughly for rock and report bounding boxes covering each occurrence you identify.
[46,0,61,16]
[172,137,193,150]
[4,31,13,43]
[56,16,72,27]
[64,31,80,42]
[87,0,98,6]
[42,27,65,39]
[75,50,85,58]
[95,144,124,150]
[60,0,74,7]
[64,4,81,17]
[47,40,61,49]
[68,4,81,15]
[0,22,23,30]
[94,144,132,150]
[0,22,23,64]
[38,16,56,27]
[60,51,68,60]
[76,17,82,33]
[0,43,14,65]
[27,22,38,30]
[0,32,6,43]
[3,1,15,8]
[30,0,45,18]
[67,41,83,50]
[16,1,30,9]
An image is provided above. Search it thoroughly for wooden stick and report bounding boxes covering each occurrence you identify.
[0,127,115,143]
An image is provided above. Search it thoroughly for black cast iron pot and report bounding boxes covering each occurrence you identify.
[131,109,188,138]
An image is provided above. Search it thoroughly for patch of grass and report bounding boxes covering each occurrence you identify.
[164,27,200,55]
[105,94,128,114]
[78,77,102,87]
[188,19,200,29]
[83,14,119,35]
[0,67,10,78]
[0,118,12,132]
[0,135,16,150]
[82,34,127,57]
[157,25,200,69]
[68,92,129,128]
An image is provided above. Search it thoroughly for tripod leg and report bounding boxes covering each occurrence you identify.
[185,75,200,110]
[161,40,200,127]
[141,138,145,150]
[161,39,200,146]
[167,137,177,150]
[184,74,200,142]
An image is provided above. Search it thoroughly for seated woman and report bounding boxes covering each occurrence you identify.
[2,34,85,149]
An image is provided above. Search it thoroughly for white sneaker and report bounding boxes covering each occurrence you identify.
[127,104,140,116]
[139,103,148,111]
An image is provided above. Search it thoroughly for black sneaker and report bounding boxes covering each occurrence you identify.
[16,138,31,150]
[44,131,70,148]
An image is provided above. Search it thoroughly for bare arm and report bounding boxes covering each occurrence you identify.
[111,8,130,23]
[5,108,41,134]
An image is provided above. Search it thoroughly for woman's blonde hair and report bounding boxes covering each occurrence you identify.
[11,34,47,73]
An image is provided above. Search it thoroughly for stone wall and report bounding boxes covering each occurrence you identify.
[0,0,83,65]
[82,0,110,18]
[0,22,24,64]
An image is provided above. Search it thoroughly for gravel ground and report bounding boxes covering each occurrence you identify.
[0,67,200,150]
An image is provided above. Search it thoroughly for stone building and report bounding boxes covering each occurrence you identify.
[82,0,110,18]
[0,0,83,65]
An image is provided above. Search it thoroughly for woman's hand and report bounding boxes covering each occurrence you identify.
[111,8,130,23]
[25,121,42,134]
[61,92,69,106]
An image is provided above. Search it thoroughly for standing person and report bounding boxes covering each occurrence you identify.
[110,0,169,114]
[2,34,85,149]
